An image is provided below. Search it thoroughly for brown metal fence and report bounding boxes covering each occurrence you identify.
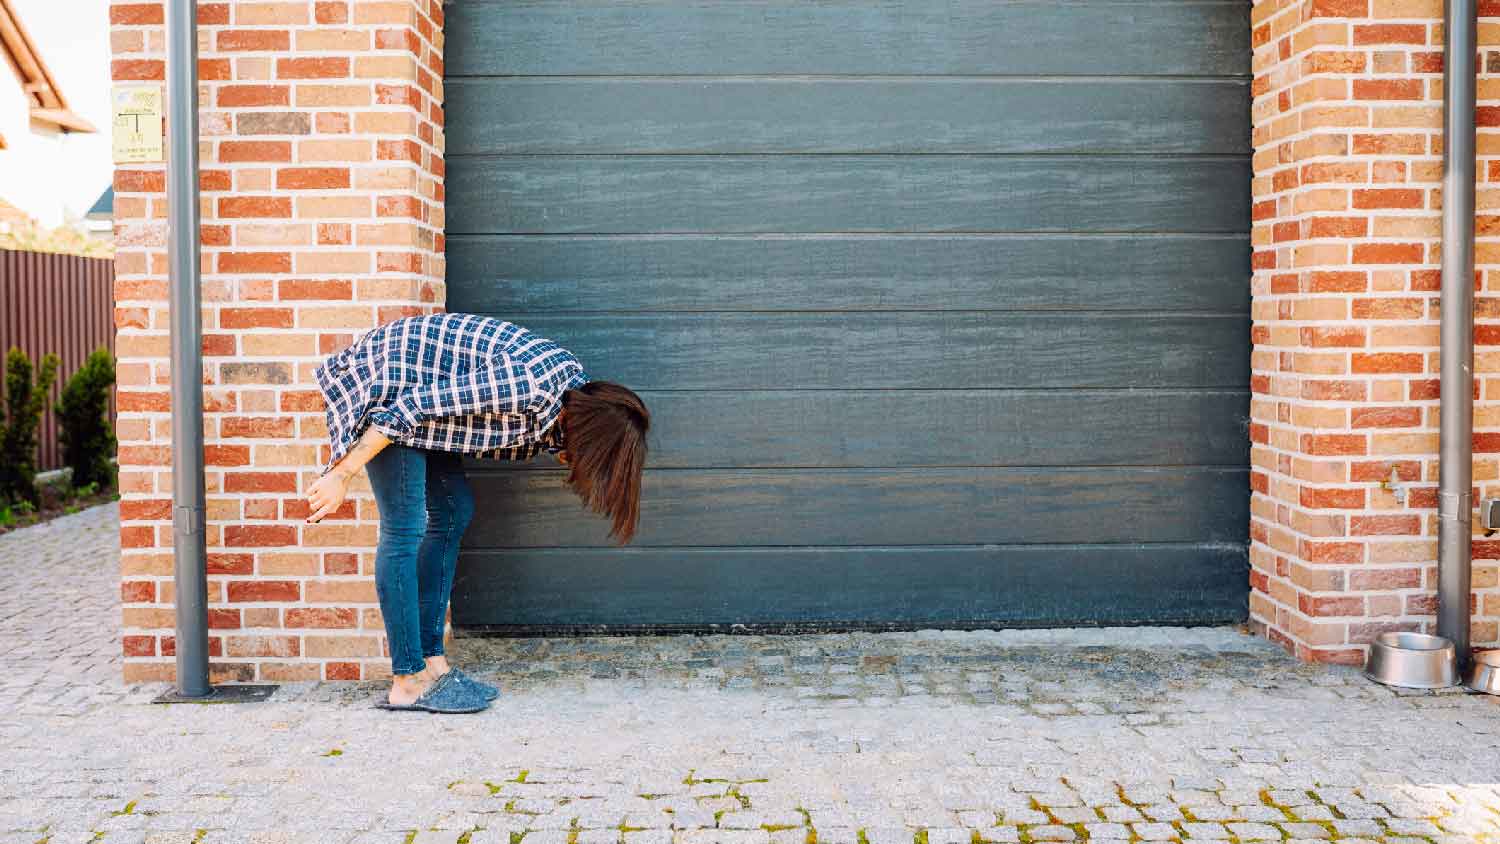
[0,249,116,473]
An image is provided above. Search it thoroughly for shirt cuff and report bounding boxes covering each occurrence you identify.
[366,405,415,441]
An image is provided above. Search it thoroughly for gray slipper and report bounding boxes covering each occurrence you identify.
[375,669,488,713]
[448,667,500,701]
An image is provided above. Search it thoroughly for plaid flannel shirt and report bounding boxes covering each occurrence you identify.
[314,313,588,474]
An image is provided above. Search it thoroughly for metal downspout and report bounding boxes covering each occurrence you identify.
[166,0,210,697]
[1439,0,1477,671]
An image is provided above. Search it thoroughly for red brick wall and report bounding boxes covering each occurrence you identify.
[113,0,1500,680]
[113,0,445,682]
[1249,0,1500,661]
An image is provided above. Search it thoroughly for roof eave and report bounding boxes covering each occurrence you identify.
[30,107,96,134]
[0,0,93,135]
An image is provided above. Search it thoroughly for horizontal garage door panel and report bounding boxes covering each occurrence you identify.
[445,79,1251,155]
[445,0,1252,630]
[461,467,1249,548]
[471,313,1248,390]
[453,545,1250,631]
[477,389,1249,470]
[446,235,1250,314]
[446,156,1250,235]
[445,1,1249,77]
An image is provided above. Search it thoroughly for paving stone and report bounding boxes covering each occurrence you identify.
[1234,806,1285,823]
[1227,823,1280,840]
[1033,792,1082,810]
[1048,808,1096,825]
[861,827,912,844]
[1383,819,1443,836]
[1280,824,1332,839]
[1139,805,1184,823]
[1100,806,1142,824]
[1121,789,1169,806]
[3,504,1500,844]
[1333,802,1390,820]
[1185,805,1236,821]
[675,831,769,844]
[1333,820,1385,837]
[998,810,1048,826]
[717,813,767,830]
[807,810,859,829]
[1266,790,1314,807]
[670,810,718,829]
[954,812,994,828]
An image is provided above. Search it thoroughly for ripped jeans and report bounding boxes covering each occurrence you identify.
[364,444,475,676]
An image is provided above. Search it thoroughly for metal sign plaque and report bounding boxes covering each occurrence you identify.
[112,86,164,164]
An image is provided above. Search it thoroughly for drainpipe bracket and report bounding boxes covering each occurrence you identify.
[1439,491,1472,522]
[173,504,205,535]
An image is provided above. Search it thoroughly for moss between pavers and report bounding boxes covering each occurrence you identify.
[725,784,753,810]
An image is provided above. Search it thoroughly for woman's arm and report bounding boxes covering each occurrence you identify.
[306,426,391,523]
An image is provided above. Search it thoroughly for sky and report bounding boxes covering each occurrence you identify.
[0,0,113,227]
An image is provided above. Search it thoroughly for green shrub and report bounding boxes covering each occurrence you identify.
[0,348,59,505]
[57,347,117,492]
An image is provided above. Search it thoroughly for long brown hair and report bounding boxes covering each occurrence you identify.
[560,381,649,544]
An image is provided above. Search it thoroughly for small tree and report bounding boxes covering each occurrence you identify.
[57,347,117,491]
[0,348,60,504]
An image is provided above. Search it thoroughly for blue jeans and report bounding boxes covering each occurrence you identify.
[364,445,475,676]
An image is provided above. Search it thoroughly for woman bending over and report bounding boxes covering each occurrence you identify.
[305,313,649,713]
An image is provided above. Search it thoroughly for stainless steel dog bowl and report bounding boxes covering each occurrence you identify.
[1465,649,1500,695]
[1364,632,1458,689]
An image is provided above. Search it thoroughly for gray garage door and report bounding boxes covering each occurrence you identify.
[443,0,1252,633]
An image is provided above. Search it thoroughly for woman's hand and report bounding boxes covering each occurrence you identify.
[306,471,350,523]
[305,428,390,523]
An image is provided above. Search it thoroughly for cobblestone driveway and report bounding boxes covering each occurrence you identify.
[3,504,1500,844]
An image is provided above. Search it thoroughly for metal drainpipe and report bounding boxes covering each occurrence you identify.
[166,0,210,697]
[1438,0,1477,671]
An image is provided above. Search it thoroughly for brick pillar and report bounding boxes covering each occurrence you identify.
[112,0,445,682]
[1250,0,1500,662]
